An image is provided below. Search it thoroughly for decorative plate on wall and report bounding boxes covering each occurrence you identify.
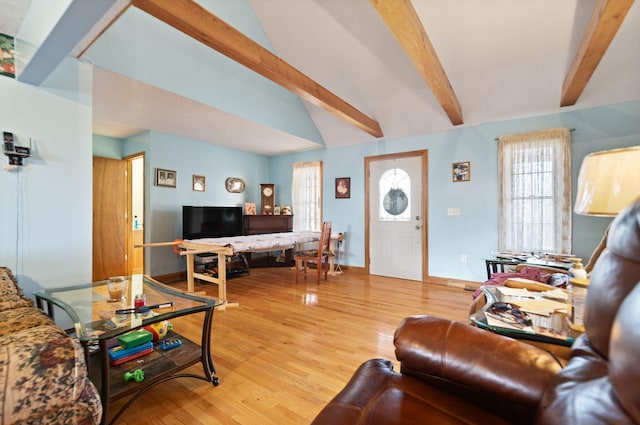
[225,177,245,193]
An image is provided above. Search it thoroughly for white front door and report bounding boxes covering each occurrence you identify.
[367,151,427,281]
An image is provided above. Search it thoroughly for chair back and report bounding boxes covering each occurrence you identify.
[295,221,333,284]
[318,221,332,257]
[536,199,640,424]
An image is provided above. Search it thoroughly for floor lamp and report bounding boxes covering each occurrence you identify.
[574,145,640,270]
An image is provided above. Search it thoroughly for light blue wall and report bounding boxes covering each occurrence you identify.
[83,1,324,146]
[91,129,271,277]
[271,100,640,282]
[0,67,93,296]
[88,100,638,283]
[141,131,269,276]
[3,67,638,286]
[93,134,123,159]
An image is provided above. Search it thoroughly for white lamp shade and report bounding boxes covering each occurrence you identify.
[574,146,640,216]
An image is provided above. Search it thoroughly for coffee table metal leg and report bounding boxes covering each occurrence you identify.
[99,338,111,425]
[201,307,219,385]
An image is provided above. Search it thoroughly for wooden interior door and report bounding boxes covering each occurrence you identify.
[93,156,128,281]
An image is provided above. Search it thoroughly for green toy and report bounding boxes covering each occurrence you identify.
[124,369,145,383]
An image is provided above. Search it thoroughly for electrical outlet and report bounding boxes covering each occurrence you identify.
[461,255,467,263]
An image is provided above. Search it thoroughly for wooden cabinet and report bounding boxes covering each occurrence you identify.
[243,215,292,235]
[243,215,293,267]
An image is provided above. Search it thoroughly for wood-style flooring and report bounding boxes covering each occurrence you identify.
[109,268,474,424]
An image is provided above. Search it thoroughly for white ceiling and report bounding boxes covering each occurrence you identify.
[2,0,640,156]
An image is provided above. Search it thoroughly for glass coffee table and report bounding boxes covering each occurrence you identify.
[35,274,224,425]
[470,285,580,347]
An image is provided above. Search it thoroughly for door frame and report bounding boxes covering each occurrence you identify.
[124,152,145,275]
[364,149,429,281]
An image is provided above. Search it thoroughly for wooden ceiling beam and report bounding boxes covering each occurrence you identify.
[132,0,383,138]
[560,0,634,107]
[371,0,463,126]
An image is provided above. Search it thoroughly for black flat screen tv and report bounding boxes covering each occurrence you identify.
[182,206,243,240]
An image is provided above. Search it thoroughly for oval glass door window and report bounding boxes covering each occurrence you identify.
[379,168,410,221]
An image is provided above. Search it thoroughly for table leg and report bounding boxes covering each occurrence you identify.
[99,339,111,425]
[328,238,343,275]
[218,252,227,302]
[201,307,219,385]
[186,252,195,293]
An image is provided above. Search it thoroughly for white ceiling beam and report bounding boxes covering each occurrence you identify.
[132,0,384,138]
[561,0,635,107]
[18,0,130,85]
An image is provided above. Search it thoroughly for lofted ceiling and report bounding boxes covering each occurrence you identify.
[2,0,639,156]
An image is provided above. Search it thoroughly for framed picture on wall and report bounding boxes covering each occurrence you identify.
[192,175,206,192]
[155,168,177,188]
[335,177,351,199]
[452,162,470,182]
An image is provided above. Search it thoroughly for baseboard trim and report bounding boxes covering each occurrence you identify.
[151,272,185,284]
[337,265,364,273]
[151,268,481,292]
[428,275,481,291]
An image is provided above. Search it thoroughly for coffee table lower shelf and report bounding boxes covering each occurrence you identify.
[88,330,218,424]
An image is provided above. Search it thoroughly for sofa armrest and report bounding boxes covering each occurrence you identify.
[394,316,562,407]
[0,267,34,312]
[311,359,396,425]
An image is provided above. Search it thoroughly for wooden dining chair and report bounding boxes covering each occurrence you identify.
[295,221,333,284]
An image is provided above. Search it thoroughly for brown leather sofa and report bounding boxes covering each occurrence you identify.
[312,199,640,425]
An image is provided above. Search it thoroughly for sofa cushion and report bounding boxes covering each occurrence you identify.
[0,325,102,424]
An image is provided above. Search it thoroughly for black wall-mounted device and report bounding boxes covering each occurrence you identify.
[3,132,30,166]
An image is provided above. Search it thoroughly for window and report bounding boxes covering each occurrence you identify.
[292,161,322,231]
[379,168,411,221]
[498,128,571,254]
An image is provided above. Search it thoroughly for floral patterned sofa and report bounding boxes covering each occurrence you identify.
[0,267,102,424]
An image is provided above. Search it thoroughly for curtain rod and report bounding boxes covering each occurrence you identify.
[494,128,575,141]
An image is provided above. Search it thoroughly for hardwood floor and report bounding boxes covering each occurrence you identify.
[110,268,474,424]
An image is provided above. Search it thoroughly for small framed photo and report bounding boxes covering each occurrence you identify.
[244,202,256,215]
[274,206,281,215]
[335,177,351,199]
[452,162,470,182]
[155,168,177,188]
[192,175,206,192]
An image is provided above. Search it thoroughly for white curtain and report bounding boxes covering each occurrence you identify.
[292,161,322,231]
[498,128,571,254]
